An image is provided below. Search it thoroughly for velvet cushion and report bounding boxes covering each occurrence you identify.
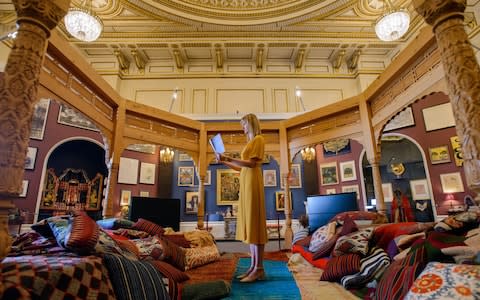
[132,218,165,236]
[181,280,231,300]
[155,236,187,271]
[65,212,100,254]
[163,234,191,248]
[103,254,169,300]
[184,244,220,270]
[295,235,312,248]
[320,253,361,282]
[151,261,190,300]
[333,227,374,256]
[339,216,358,236]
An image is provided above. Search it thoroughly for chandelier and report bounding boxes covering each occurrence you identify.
[375,0,410,42]
[64,1,103,42]
[301,146,316,162]
[160,147,175,164]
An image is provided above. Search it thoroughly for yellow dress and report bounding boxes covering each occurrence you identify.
[236,135,268,244]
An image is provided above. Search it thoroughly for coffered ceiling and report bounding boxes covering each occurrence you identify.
[0,1,479,79]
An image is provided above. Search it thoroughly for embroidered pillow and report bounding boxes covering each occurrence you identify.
[320,253,361,282]
[132,218,165,236]
[333,227,374,256]
[184,244,220,270]
[309,223,334,252]
[312,234,338,260]
[129,236,164,260]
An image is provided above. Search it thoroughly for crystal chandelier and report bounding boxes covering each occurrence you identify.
[301,146,316,162]
[64,1,103,42]
[160,147,175,164]
[375,0,410,42]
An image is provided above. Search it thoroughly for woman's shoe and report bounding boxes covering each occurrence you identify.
[236,270,252,280]
[239,268,265,283]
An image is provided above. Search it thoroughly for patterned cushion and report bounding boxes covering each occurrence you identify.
[320,253,361,282]
[48,217,70,248]
[434,211,479,234]
[132,218,165,236]
[184,244,220,270]
[129,236,165,260]
[374,258,424,300]
[329,211,380,223]
[31,215,70,238]
[292,227,309,245]
[308,223,332,252]
[404,262,480,300]
[312,234,338,260]
[341,247,390,289]
[155,236,187,271]
[333,227,374,256]
[113,228,151,239]
[103,254,169,300]
[65,212,100,254]
[151,261,190,300]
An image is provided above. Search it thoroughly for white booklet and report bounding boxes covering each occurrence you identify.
[209,133,225,154]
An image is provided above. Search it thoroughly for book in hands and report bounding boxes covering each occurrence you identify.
[209,133,225,154]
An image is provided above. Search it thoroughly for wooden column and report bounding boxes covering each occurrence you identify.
[196,123,208,230]
[0,0,70,260]
[279,124,292,248]
[414,0,480,202]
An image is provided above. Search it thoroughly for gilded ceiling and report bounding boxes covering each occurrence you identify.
[0,1,479,80]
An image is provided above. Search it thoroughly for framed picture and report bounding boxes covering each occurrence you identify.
[25,147,38,170]
[126,144,156,154]
[275,191,292,211]
[30,98,50,140]
[120,190,131,206]
[178,152,193,161]
[450,136,464,167]
[185,191,199,214]
[118,157,139,184]
[410,179,430,200]
[140,191,150,197]
[263,169,277,187]
[383,106,415,131]
[216,169,240,205]
[429,145,451,164]
[342,184,360,200]
[204,170,211,185]
[19,180,29,197]
[281,164,302,188]
[326,188,336,195]
[178,166,195,186]
[57,104,99,131]
[382,183,393,202]
[339,160,357,182]
[139,162,156,184]
[320,162,338,186]
[440,172,464,193]
[422,102,455,132]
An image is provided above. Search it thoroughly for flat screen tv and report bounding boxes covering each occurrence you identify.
[129,197,181,231]
[306,192,358,232]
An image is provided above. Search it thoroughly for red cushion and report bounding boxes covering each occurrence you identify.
[339,216,358,236]
[163,234,191,248]
[132,218,165,236]
[292,244,330,269]
[150,260,190,283]
[320,253,361,282]
[65,212,99,254]
[372,222,431,251]
[312,234,338,260]
[294,235,312,248]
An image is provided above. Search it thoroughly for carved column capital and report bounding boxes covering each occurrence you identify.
[413,0,466,29]
[13,0,70,36]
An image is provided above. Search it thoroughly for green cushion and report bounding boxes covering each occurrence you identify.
[181,280,231,300]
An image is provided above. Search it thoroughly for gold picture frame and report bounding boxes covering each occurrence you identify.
[275,191,292,211]
[429,145,451,164]
[216,169,240,205]
[185,191,199,214]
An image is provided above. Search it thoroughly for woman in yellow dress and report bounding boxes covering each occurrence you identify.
[216,113,268,283]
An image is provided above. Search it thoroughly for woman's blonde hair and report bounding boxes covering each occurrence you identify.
[241,113,262,137]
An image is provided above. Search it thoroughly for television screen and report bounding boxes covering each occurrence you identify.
[306,192,358,232]
[129,197,181,231]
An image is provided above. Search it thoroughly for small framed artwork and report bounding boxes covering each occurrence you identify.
[382,183,393,202]
[339,160,357,182]
[140,191,150,197]
[120,190,131,206]
[178,152,193,161]
[19,180,29,197]
[139,162,156,184]
[185,191,199,214]
[320,162,338,186]
[450,136,464,167]
[216,169,240,205]
[429,145,451,164]
[204,170,211,185]
[410,179,430,200]
[326,188,336,195]
[383,106,415,131]
[118,157,139,184]
[342,184,360,200]
[263,169,277,187]
[288,164,302,188]
[275,191,292,211]
[178,166,195,186]
[422,102,455,132]
[57,104,99,131]
[440,172,464,193]
[30,98,50,140]
[25,147,38,170]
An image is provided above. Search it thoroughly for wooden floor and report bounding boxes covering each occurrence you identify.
[216,239,288,253]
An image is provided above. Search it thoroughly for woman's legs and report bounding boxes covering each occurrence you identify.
[240,243,265,282]
[237,244,256,279]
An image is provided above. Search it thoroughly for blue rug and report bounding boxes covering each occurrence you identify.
[223,258,301,299]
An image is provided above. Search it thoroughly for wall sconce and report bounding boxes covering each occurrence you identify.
[160,147,174,164]
[301,146,316,162]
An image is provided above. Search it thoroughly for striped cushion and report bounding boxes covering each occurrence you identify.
[65,212,99,254]
[320,253,361,282]
[132,218,165,236]
[151,261,189,300]
[154,236,186,271]
[341,247,390,289]
[374,259,424,300]
[292,227,309,245]
[103,254,169,300]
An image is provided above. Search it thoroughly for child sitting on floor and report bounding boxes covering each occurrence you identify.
[292,214,309,246]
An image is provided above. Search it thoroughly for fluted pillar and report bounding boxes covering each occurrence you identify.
[0,0,70,261]
[197,175,206,230]
[414,0,480,202]
[282,172,293,248]
[368,155,386,215]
